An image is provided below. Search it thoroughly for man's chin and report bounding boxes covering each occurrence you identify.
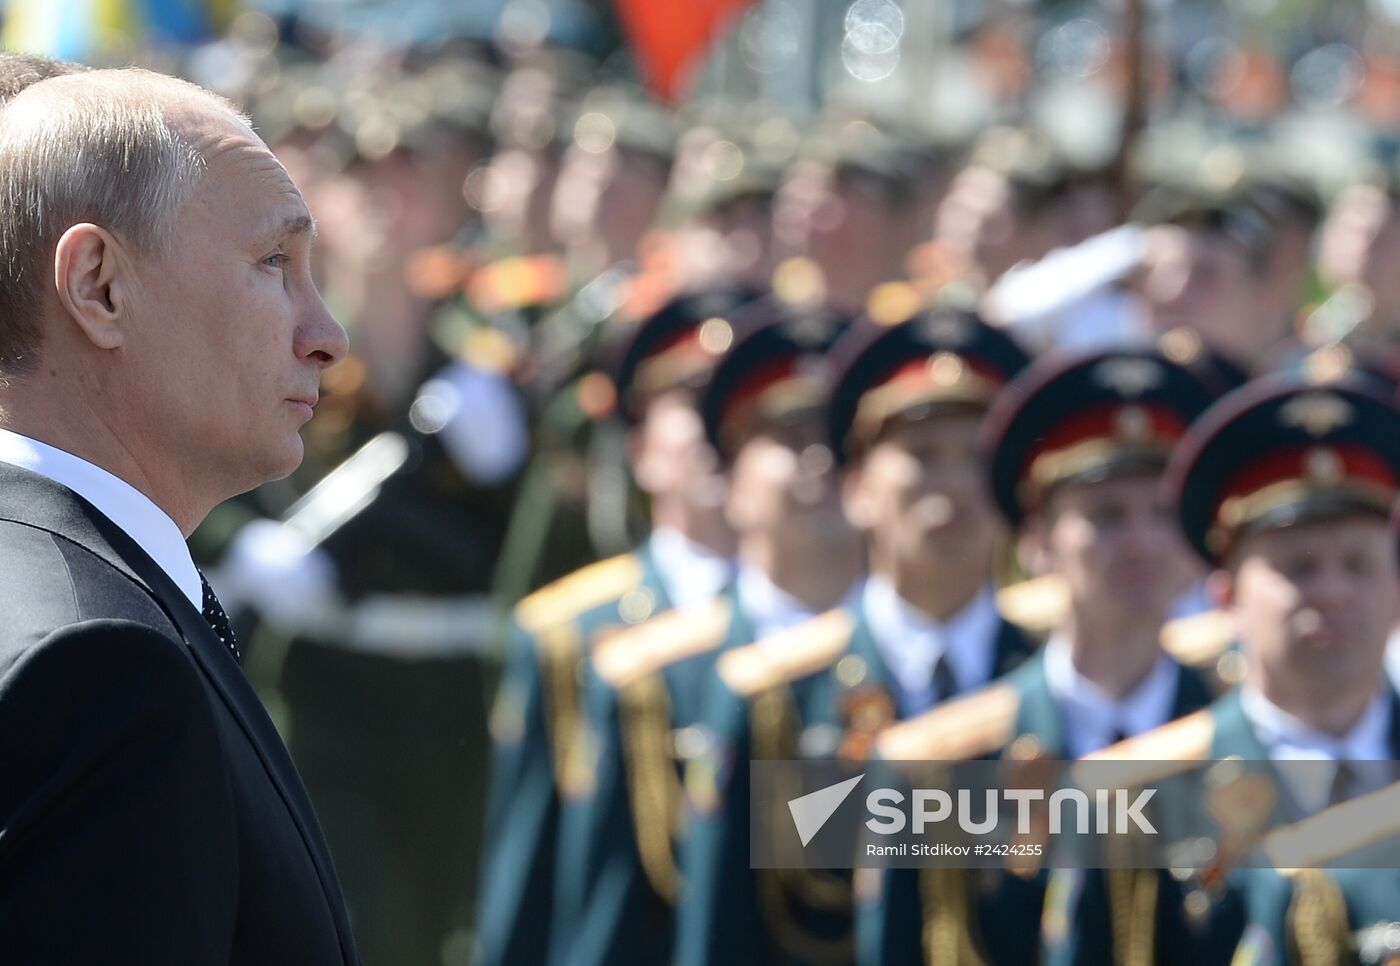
[1106,579,1170,606]
[1293,631,1369,658]
[256,438,305,485]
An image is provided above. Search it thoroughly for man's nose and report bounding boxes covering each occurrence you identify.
[1120,511,1166,560]
[297,292,350,369]
[1306,561,1352,609]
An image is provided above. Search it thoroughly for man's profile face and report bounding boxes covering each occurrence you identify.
[1227,515,1398,696]
[1035,472,1196,624]
[845,411,1001,574]
[128,110,347,493]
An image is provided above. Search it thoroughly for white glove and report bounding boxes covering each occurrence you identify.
[218,518,339,630]
[412,360,528,485]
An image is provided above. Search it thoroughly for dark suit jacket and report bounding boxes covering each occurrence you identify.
[0,463,359,964]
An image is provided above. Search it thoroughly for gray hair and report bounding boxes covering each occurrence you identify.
[0,52,86,105]
[0,68,244,375]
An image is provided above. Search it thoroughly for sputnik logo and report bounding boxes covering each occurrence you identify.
[787,774,865,846]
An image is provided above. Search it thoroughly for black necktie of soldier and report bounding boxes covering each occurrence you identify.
[932,654,958,705]
[1326,761,1359,809]
[200,572,242,665]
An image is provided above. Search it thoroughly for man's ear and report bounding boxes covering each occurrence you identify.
[1206,568,1234,610]
[53,223,126,350]
[626,423,656,492]
[1018,513,1053,577]
[840,464,875,530]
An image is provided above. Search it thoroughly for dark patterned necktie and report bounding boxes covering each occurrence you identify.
[931,654,958,705]
[1327,761,1359,809]
[200,573,241,665]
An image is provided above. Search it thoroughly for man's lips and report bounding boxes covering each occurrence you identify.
[287,395,318,418]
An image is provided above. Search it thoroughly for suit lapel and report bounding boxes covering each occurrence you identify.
[1169,661,1214,719]
[991,617,1035,678]
[636,543,673,614]
[0,463,356,962]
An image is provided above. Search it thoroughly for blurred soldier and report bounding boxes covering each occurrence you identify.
[1313,181,1400,355]
[665,123,786,294]
[826,303,1036,723]
[1135,192,1300,372]
[1069,371,1400,966]
[773,119,925,316]
[548,86,675,285]
[476,59,578,261]
[1242,177,1323,355]
[863,346,1232,965]
[491,85,679,608]
[555,294,859,966]
[984,177,1314,363]
[475,286,752,966]
[934,127,1078,292]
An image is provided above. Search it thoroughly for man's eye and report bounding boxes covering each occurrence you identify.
[263,253,290,270]
[1284,558,1317,580]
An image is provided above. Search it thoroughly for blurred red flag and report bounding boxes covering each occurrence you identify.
[614,0,755,103]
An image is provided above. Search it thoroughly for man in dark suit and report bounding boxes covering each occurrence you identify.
[0,68,358,963]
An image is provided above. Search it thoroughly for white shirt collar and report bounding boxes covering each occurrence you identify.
[1385,626,1400,695]
[737,564,860,643]
[1239,685,1392,762]
[0,427,203,610]
[1239,685,1393,814]
[647,526,734,611]
[863,575,1002,717]
[1043,633,1182,759]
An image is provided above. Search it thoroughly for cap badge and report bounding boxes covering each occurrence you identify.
[1114,405,1152,442]
[1304,446,1343,485]
[1094,358,1162,397]
[928,352,965,387]
[1279,392,1353,437]
[916,313,972,347]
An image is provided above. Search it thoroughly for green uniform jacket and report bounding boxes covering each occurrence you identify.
[545,586,754,966]
[678,603,1034,966]
[860,651,1213,966]
[1043,688,1400,966]
[475,547,671,966]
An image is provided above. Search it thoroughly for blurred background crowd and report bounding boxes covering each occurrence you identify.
[13,0,1400,963]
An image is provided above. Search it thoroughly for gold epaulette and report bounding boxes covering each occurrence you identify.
[1165,609,1246,694]
[874,684,1022,761]
[1160,608,1236,673]
[996,574,1068,636]
[515,553,646,635]
[717,610,856,699]
[1266,782,1400,871]
[593,597,733,689]
[1073,709,1216,786]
